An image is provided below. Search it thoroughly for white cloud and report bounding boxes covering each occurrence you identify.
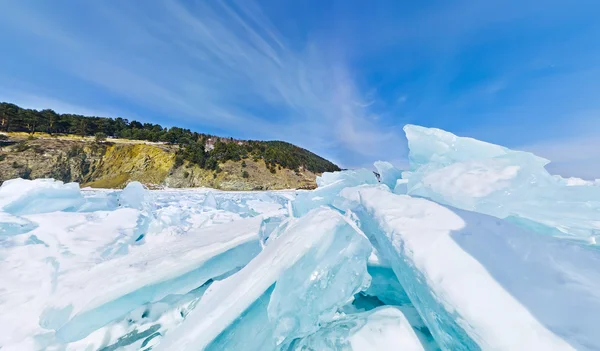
[520,135,600,180]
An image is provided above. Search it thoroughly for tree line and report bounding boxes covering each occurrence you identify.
[0,102,340,173]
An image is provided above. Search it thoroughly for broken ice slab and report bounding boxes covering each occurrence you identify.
[245,199,284,216]
[0,207,151,348]
[374,161,403,190]
[201,191,218,210]
[292,182,347,217]
[364,266,411,307]
[0,212,37,237]
[0,178,85,215]
[0,243,59,348]
[344,187,600,351]
[117,181,149,210]
[290,306,425,351]
[204,287,279,351]
[360,266,440,351]
[158,208,372,351]
[393,178,408,194]
[42,217,263,342]
[267,215,371,345]
[77,191,119,212]
[333,183,390,213]
[294,181,389,218]
[316,169,378,188]
[293,169,380,217]
[57,278,214,351]
[403,124,600,241]
[115,182,153,244]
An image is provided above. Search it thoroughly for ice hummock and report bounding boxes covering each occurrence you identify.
[49,217,263,343]
[2,124,600,351]
[0,178,85,215]
[293,169,379,217]
[0,184,294,350]
[403,124,600,242]
[157,208,372,350]
[343,187,599,350]
[118,181,148,210]
[374,161,403,190]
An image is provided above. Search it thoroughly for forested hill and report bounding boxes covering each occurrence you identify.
[0,102,340,174]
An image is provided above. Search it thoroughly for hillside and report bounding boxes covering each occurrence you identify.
[0,102,340,189]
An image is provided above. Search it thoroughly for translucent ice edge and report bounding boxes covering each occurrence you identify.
[343,187,600,350]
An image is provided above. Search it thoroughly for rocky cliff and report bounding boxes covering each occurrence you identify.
[0,134,320,190]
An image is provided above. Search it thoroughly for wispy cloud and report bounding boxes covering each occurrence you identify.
[3,0,600,175]
[521,134,600,180]
[517,109,600,180]
[0,0,401,168]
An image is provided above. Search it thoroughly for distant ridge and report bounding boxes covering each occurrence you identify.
[0,102,340,189]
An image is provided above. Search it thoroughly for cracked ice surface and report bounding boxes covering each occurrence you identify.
[2,124,600,350]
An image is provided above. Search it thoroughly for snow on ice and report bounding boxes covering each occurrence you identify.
[1,125,600,350]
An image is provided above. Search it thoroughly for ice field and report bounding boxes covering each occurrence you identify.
[1,125,600,350]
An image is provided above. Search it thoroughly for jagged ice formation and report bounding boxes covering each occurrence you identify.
[1,125,599,350]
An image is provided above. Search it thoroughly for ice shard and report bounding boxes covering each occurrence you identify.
[118,181,148,210]
[44,217,263,342]
[158,208,372,350]
[0,178,85,215]
[316,169,378,188]
[76,190,119,212]
[119,182,155,244]
[360,265,439,351]
[293,169,380,217]
[374,161,403,190]
[364,266,411,308]
[403,124,600,242]
[202,191,218,210]
[290,306,425,351]
[344,187,600,350]
[393,178,408,194]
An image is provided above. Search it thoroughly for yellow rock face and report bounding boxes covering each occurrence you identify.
[84,144,176,188]
[0,134,319,190]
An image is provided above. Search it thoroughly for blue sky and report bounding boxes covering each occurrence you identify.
[1,1,600,177]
